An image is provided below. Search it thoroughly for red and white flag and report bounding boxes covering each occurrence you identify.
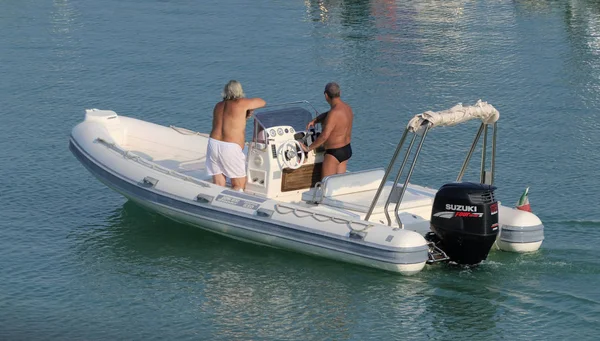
[516,187,531,212]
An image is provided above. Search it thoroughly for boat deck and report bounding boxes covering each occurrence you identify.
[123,135,212,181]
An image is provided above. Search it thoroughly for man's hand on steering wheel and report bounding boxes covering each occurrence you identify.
[300,142,309,153]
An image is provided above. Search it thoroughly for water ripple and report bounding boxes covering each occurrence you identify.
[3,0,600,340]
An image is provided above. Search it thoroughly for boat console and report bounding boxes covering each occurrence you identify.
[245,103,324,198]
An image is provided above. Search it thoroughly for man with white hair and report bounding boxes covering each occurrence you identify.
[206,80,266,191]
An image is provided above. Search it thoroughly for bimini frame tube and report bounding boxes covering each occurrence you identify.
[366,123,431,227]
[480,124,488,183]
[365,129,409,221]
[456,123,484,182]
[456,122,497,184]
[491,122,497,185]
[383,133,418,225]
[393,125,431,228]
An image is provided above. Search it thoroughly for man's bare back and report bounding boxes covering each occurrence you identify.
[321,101,353,150]
[210,98,265,149]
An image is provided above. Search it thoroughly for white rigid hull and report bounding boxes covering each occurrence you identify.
[69,110,429,275]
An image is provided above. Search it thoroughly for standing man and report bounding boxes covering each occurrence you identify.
[206,80,266,191]
[303,82,354,179]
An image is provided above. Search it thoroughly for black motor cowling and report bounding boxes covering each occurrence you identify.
[429,182,499,265]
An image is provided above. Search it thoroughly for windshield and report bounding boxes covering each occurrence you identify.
[254,107,313,132]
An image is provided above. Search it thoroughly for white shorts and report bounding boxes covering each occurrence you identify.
[205,138,246,178]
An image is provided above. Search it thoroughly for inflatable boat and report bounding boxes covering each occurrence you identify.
[69,100,544,274]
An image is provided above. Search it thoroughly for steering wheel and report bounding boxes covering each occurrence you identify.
[279,140,305,170]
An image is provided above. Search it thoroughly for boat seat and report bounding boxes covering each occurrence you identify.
[302,168,384,205]
[320,168,385,197]
[301,168,433,214]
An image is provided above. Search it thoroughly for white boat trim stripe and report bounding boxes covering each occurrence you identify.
[221,189,267,203]
[500,224,545,243]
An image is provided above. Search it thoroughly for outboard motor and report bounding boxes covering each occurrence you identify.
[427,182,499,265]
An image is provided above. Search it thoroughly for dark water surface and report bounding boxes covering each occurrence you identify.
[2,0,600,339]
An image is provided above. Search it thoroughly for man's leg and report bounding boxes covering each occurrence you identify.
[213,174,226,186]
[336,160,348,174]
[220,142,246,191]
[322,154,341,179]
[231,176,247,191]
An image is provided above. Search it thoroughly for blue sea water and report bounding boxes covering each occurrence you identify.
[1,0,600,339]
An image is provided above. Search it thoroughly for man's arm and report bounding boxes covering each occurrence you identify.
[314,111,329,124]
[244,98,267,119]
[211,102,222,130]
[307,111,336,152]
[307,111,329,129]
[246,98,266,109]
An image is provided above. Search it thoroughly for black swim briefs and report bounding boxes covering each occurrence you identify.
[325,143,352,163]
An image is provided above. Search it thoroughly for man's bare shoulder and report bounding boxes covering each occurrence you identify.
[213,101,225,113]
[214,101,225,109]
[330,102,352,116]
[339,101,353,116]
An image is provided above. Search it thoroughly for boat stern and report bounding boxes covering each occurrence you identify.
[360,227,429,275]
[496,205,544,252]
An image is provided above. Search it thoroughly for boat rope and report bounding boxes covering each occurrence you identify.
[95,138,210,188]
[169,125,208,136]
[492,241,501,251]
[274,204,373,233]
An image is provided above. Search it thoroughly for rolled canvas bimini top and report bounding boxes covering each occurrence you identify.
[407,99,500,132]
